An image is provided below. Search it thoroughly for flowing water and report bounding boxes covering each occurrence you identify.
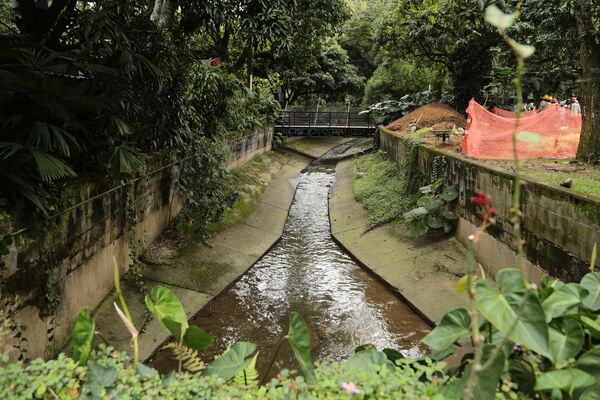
[151,142,431,378]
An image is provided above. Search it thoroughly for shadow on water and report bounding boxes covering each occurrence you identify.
[150,140,431,379]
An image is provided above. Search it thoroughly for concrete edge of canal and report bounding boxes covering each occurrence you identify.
[91,138,355,362]
[329,158,471,326]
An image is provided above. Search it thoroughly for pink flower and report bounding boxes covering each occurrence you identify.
[341,382,361,394]
[513,343,522,351]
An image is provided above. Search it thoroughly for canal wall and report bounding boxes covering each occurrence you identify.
[225,127,273,169]
[378,127,600,282]
[1,126,274,361]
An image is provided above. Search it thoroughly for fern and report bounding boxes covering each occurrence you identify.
[214,344,260,386]
[162,342,206,373]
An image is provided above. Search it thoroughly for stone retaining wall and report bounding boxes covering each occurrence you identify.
[1,127,273,360]
[379,127,600,282]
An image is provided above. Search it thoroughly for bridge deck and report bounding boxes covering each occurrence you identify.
[275,111,375,137]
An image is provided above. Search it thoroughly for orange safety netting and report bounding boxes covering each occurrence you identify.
[463,99,581,159]
[492,106,536,118]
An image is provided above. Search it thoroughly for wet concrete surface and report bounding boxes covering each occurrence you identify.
[150,141,431,378]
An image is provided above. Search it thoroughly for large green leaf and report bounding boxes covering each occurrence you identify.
[417,196,432,207]
[403,206,429,220]
[204,342,256,381]
[422,308,471,350]
[543,283,588,322]
[72,309,95,366]
[535,369,595,393]
[475,277,550,358]
[184,326,214,351]
[575,346,600,383]
[426,214,443,229]
[549,319,584,365]
[425,199,443,211]
[581,273,600,311]
[407,218,429,237]
[496,268,526,293]
[287,312,316,382]
[442,210,458,220]
[343,349,394,373]
[145,286,188,340]
[441,186,458,202]
[419,179,443,194]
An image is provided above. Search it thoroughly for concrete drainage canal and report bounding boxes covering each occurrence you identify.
[150,140,431,379]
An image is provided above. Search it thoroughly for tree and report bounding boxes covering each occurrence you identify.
[575,1,600,163]
[257,40,364,105]
[363,60,435,105]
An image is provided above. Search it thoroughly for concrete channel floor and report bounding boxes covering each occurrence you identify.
[329,158,471,325]
[92,137,354,361]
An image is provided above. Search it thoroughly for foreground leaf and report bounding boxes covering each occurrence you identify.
[535,369,595,393]
[549,319,584,365]
[475,276,550,358]
[72,309,95,366]
[145,286,188,340]
[287,312,316,382]
[422,308,471,350]
[204,342,256,381]
[581,272,600,311]
[542,283,588,321]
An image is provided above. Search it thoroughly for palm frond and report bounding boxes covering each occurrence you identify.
[108,144,141,174]
[0,170,48,216]
[162,342,206,373]
[28,122,79,157]
[30,149,77,182]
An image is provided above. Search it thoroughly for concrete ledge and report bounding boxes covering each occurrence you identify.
[329,159,471,325]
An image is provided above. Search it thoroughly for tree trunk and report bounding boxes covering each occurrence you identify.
[158,0,177,29]
[150,0,163,22]
[576,5,600,163]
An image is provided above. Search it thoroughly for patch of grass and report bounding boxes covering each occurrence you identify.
[522,168,600,198]
[207,152,286,233]
[353,152,418,227]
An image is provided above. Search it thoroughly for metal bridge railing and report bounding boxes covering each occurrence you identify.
[275,111,374,129]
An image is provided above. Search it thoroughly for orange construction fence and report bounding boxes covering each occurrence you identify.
[492,106,536,118]
[463,99,581,159]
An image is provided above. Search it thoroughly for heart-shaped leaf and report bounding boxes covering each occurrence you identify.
[441,186,458,202]
[535,369,595,392]
[204,342,257,381]
[549,319,584,365]
[581,272,600,311]
[145,286,188,340]
[422,308,471,350]
[543,283,588,321]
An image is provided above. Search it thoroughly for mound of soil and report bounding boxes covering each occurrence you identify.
[386,103,466,133]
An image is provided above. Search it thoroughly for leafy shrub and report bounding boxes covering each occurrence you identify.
[402,179,459,237]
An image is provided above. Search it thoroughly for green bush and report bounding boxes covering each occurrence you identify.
[0,346,446,399]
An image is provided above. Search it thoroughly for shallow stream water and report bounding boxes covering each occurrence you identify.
[151,142,431,378]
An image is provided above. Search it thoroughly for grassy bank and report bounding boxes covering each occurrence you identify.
[352,152,418,227]
[207,152,290,234]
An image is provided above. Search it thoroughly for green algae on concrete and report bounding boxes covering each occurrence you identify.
[330,158,470,325]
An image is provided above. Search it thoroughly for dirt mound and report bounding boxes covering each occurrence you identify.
[385,103,466,133]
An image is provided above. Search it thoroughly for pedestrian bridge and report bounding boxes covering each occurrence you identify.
[275,111,376,137]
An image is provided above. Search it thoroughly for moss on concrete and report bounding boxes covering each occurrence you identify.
[352,152,418,227]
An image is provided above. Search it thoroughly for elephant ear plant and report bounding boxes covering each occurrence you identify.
[402,178,459,237]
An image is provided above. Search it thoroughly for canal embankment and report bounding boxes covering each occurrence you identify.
[329,157,470,325]
[92,137,355,361]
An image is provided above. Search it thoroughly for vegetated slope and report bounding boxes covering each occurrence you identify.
[385,102,466,133]
[353,152,418,227]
